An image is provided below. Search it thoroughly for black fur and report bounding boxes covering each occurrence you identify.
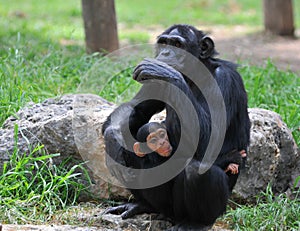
[102,24,250,230]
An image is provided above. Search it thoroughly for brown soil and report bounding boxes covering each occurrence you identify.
[211,26,300,74]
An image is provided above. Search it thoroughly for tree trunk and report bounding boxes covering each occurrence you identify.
[81,0,119,54]
[263,0,295,36]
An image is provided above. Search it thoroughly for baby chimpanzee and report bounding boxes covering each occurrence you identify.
[133,122,173,158]
[133,122,246,175]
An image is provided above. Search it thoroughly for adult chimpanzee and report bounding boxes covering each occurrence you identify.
[102,24,250,230]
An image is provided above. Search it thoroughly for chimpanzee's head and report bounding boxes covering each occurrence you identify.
[155,24,217,67]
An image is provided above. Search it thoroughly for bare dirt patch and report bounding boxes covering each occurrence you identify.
[211,26,300,74]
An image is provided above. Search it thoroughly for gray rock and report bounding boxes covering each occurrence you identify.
[234,108,299,200]
[0,94,299,202]
[1,224,108,231]
[101,213,173,231]
[1,214,229,231]
[0,94,130,199]
[1,95,77,161]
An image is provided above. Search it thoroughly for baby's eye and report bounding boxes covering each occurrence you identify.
[159,131,166,138]
[149,138,157,144]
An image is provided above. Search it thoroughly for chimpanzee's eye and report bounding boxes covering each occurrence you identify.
[158,38,167,46]
[175,42,182,48]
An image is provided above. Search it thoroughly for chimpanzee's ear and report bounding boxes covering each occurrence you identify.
[133,142,146,157]
[199,36,215,59]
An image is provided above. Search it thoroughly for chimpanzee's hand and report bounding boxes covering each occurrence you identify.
[133,58,183,83]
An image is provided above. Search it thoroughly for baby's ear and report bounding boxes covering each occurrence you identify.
[133,142,146,157]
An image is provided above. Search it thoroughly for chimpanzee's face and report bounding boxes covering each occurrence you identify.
[155,26,201,70]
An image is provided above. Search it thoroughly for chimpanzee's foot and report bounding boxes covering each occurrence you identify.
[105,202,154,219]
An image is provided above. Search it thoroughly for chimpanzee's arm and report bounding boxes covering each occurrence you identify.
[214,149,244,170]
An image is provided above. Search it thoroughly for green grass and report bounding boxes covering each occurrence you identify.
[116,0,263,27]
[1,0,299,45]
[116,0,300,28]
[0,43,95,126]
[240,61,300,144]
[224,184,300,230]
[0,126,90,223]
[120,31,151,44]
[0,0,299,228]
